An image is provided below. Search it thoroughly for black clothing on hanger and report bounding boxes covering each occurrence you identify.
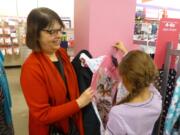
[71,50,100,135]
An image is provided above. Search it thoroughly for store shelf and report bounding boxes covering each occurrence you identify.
[133,39,156,46]
[4,46,31,67]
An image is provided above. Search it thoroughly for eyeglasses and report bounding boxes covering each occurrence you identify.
[42,28,63,36]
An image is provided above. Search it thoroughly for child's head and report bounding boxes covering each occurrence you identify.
[118,50,158,103]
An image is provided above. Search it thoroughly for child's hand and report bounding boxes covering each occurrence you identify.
[113,41,128,54]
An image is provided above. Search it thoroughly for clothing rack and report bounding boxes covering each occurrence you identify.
[159,42,180,134]
[161,42,180,100]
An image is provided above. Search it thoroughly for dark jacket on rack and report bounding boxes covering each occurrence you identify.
[72,50,100,135]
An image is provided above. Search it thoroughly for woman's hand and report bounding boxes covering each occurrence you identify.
[114,41,128,54]
[76,87,94,108]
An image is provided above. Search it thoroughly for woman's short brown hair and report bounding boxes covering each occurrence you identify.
[26,7,65,51]
[119,50,158,94]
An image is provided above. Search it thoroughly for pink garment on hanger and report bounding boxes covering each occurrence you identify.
[91,47,123,128]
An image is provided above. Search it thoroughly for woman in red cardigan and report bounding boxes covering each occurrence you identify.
[20,7,94,135]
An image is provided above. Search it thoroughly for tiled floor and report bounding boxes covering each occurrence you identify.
[5,67,28,135]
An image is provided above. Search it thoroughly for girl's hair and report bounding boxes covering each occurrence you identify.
[118,50,158,104]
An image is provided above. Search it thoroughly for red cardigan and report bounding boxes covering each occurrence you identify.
[20,48,84,135]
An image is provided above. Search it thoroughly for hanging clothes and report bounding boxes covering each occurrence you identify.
[151,23,157,35]
[164,76,180,135]
[79,53,105,73]
[71,50,100,135]
[0,51,14,134]
[76,47,126,135]
[154,69,177,135]
[91,55,120,133]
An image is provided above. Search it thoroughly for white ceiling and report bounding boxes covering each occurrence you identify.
[137,0,180,9]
